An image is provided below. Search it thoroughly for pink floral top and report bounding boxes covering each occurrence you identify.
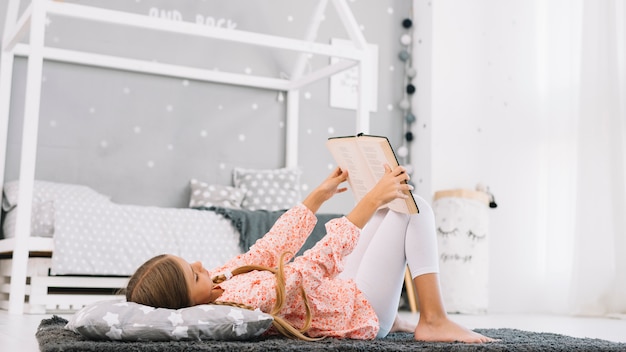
[210,204,379,339]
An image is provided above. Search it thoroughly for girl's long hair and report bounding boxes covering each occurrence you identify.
[123,253,317,341]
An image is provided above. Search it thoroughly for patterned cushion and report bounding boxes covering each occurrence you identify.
[1,180,110,238]
[233,168,301,211]
[2,180,110,211]
[65,300,274,341]
[2,200,55,238]
[188,179,244,209]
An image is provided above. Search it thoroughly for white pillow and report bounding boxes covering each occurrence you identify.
[233,168,301,211]
[1,200,55,238]
[65,300,274,341]
[1,180,110,238]
[188,179,244,209]
[2,180,109,211]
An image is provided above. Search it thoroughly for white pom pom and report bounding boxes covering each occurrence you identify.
[400,34,412,45]
[397,145,409,158]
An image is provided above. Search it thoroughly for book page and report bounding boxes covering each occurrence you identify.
[357,139,399,179]
[326,138,376,201]
[328,135,419,214]
[357,138,413,213]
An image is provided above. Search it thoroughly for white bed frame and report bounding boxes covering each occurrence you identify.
[0,0,374,314]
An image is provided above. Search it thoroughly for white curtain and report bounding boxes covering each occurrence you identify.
[569,0,626,316]
[540,0,626,316]
[428,0,625,315]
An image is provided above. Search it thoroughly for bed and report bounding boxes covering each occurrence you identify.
[0,0,375,314]
[0,175,341,313]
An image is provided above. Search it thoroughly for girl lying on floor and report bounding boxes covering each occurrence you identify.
[124,166,494,343]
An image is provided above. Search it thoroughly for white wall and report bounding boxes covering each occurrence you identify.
[0,1,412,210]
[414,0,566,313]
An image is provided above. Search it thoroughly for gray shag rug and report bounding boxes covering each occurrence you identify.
[37,315,626,352]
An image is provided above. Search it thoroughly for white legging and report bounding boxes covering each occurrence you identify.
[338,194,439,338]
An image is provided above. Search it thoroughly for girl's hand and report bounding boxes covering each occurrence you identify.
[364,164,413,208]
[302,167,349,213]
[346,164,413,229]
[315,167,349,202]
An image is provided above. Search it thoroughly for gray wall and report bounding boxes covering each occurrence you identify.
[1,0,412,213]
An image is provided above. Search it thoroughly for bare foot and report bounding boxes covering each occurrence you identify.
[414,316,496,343]
[390,315,416,333]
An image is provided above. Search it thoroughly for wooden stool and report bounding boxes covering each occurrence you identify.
[404,266,418,313]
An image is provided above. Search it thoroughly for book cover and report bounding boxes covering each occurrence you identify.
[326,134,419,214]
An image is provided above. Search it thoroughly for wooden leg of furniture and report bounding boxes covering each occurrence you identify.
[404,266,418,313]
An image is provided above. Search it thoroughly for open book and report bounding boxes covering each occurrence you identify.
[326,134,419,214]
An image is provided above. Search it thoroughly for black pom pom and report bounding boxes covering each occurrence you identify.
[402,18,413,29]
[405,131,414,142]
[488,193,498,208]
[406,84,416,94]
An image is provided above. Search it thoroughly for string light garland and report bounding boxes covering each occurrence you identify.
[396,13,416,179]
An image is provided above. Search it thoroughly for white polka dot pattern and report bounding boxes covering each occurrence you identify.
[2,201,55,238]
[2,180,110,238]
[50,199,241,276]
[233,167,301,211]
[2,180,243,276]
[2,180,110,211]
[188,179,244,209]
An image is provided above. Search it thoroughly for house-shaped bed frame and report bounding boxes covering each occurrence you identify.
[0,0,408,315]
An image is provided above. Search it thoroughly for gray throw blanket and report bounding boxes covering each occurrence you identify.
[203,206,344,257]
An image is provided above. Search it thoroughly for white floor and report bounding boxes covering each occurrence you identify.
[2,309,625,351]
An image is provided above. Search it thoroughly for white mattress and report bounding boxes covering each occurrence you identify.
[1,180,244,276]
[2,201,241,276]
[49,199,241,275]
